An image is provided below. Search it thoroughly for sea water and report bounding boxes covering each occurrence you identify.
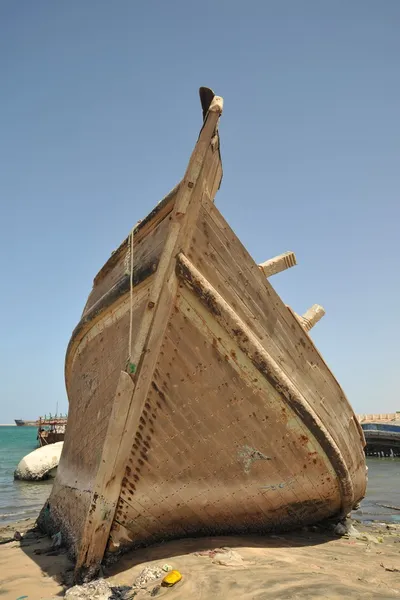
[0,425,399,525]
[355,457,400,524]
[0,426,53,523]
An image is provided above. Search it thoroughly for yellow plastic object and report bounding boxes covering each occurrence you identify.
[161,569,182,587]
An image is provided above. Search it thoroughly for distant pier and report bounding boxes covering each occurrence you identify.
[356,414,400,457]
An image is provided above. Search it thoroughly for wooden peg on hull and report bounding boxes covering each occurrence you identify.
[258,252,297,278]
[295,304,326,332]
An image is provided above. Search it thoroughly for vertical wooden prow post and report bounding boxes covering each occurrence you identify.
[295,304,326,331]
[74,371,135,582]
[258,252,297,277]
[73,88,224,583]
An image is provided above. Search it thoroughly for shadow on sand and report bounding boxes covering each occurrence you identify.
[18,521,337,584]
[13,521,73,594]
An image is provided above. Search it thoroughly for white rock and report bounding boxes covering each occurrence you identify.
[212,549,245,567]
[14,442,63,481]
[65,579,111,599]
[346,524,360,537]
[334,522,360,537]
[133,565,164,588]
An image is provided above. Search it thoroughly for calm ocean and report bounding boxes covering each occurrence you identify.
[0,426,53,523]
[0,426,399,525]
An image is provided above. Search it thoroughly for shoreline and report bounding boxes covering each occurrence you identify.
[0,515,399,599]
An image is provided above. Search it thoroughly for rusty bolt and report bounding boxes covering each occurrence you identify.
[148,301,155,309]
[188,181,194,188]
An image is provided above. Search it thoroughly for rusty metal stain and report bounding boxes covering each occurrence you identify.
[237,445,271,474]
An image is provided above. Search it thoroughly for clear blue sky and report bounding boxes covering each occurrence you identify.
[1,1,399,422]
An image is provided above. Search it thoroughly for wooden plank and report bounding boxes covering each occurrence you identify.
[74,371,135,581]
[59,292,148,516]
[93,185,179,287]
[85,214,170,315]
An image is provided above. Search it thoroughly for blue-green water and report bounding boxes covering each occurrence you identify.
[0,426,53,523]
[0,426,399,525]
[354,457,400,524]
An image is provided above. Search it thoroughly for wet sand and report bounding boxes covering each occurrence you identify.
[0,518,399,599]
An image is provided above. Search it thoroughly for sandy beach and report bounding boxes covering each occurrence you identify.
[0,518,399,599]
[0,518,72,599]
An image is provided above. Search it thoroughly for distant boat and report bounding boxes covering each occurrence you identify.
[14,414,68,447]
[37,417,68,447]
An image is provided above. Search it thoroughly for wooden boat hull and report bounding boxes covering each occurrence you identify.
[39,88,367,582]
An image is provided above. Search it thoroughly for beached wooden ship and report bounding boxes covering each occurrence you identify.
[39,87,367,582]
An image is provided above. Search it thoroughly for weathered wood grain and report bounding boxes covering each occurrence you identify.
[84,213,171,316]
[42,286,150,564]
[92,185,179,289]
[74,371,135,581]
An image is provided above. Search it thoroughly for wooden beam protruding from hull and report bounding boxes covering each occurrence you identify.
[295,304,326,331]
[258,252,297,278]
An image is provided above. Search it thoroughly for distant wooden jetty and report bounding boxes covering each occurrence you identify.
[357,413,399,423]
